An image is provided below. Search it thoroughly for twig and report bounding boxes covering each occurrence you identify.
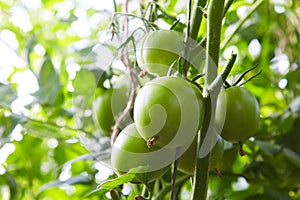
[221,0,264,49]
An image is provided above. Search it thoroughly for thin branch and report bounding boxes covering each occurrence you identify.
[190,0,207,40]
[221,0,264,49]
[182,0,192,77]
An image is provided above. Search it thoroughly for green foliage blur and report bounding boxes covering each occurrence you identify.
[0,0,300,199]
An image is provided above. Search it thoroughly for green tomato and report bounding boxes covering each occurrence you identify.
[177,136,224,175]
[134,76,205,147]
[215,86,260,143]
[136,30,184,76]
[111,124,174,183]
[92,86,128,136]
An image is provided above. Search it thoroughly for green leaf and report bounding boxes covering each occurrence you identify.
[73,69,97,108]
[289,97,300,117]
[39,174,93,192]
[88,173,137,197]
[0,83,17,108]
[0,112,26,148]
[282,148,300,168]
[99,173,136,190]
[23,119,77,140]
[34,56,61,105]
[255,141,283,156]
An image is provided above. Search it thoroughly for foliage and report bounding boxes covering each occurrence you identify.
[0,0,300,199]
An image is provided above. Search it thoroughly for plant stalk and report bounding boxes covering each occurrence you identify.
[191,0,225,200]
[190,0,207,40]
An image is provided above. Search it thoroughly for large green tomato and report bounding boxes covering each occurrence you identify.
[136,30,184,76]
[177,136,224,175]
[215,86,260,143]
[134,76,205,148]
[92,85,128,136]
[111,124,174,183]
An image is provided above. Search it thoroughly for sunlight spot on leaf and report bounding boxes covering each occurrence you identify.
[59,164,72,181]
[223,46,239,60]
[54,1,74,19]
[274,0,286,14]
[33,44,46,56]
[0,41,26,68]
[20,0,42,9]
[270,50,290,75]
[0,29,19,50]
[278,78,288,89]
[248,39,261,58]
[9,6,32,32]
[66,63,81,80]
[67,81,74,92]
[94,162,114,182]
[60,185,76,196]
[48,138,58,149]
[122,184,132,195]
[232,177,249,191]
[156,18,172,30]
[0,165,6,175]
[237,6,250,19]
[0,143,16,164]
[11,124,23,142]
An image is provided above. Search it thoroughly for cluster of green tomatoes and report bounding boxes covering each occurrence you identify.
[92,30,260,184]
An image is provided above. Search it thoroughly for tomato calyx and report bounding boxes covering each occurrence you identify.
[147,136,158,148]
[239,141,246,156]
[214,168,222,178]
[134,195,147,200]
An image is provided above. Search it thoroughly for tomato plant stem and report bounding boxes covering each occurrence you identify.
[191,97,211,200]
[190,0,207,40]
[192,0,225,199]
[170,158,178,200]
[183,0,192,77]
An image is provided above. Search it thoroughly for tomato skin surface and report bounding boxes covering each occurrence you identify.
[111,124,173,183]
[136,30,184,76]
[215,86,260,143]
[92,86,128,136]
[177,136,224,175]
[134,76,205,147]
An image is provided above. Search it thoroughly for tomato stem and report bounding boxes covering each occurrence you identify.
[170,148,180,200]
[239,141,246,156]
[214,168,223,178]
[192,0,225,199]
[190,0,207,40]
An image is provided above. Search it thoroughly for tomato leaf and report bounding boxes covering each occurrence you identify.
[0,83,17,108]
[282,148,300,168]
[98,173,137,190]
[39,174,93,193]
[23,119,77,139]
[255,141,283,156]
[87,172,137,197]
[73,69,97,109]
[34,56,61,105]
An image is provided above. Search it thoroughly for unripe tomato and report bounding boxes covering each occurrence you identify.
[111,124,174,183]
[136,30,184,76]
[215,86,260,143]
[92,85,128,136]
[177,136,224,175]
[134,76,205,147]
